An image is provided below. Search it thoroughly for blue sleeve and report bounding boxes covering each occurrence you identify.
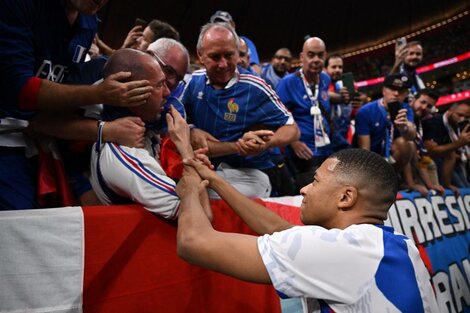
[355,107,370,136]
[257,87,291,128]
[275,79,291,110]
[0,0,38,110]
[240,36,260,65]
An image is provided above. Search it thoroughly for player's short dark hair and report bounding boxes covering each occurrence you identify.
[329,149,398,208]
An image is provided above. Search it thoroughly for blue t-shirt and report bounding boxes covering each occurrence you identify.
[276,71,332,157]
[240,36,260,66]
[181,69,293,170]
[355,99,413,154]
[0,0,98,119]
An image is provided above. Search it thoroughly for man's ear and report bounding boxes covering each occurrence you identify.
[197,50,204,66]
[337,186,357,210]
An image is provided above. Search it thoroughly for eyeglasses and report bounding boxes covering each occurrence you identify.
[273,55,292,62]
[147,50,186,85]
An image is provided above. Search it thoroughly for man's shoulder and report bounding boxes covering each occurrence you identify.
[358,100,379,113]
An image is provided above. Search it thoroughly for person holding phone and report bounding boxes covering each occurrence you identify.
[324,53,352,151]
[390,40,425,101]
[355,74,416,172]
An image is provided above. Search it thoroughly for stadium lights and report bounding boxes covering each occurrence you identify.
[343,10,468,58]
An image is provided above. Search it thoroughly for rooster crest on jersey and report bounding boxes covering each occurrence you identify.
[224,98,239,122]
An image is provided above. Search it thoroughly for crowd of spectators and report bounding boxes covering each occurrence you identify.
[345,16,470,82]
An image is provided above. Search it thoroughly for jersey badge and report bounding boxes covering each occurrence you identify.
[224,98,239,122]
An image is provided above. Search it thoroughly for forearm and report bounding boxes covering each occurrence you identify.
[177,187,215,262]
[399,122,416,141]
[206,140,239,157]
[268,124,300,148]
[426,142,462,157]
[209,175,293,234]
[38,80,101,111]
[30,113,97,141]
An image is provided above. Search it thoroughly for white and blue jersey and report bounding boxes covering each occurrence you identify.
[0,0,97,120]
[90,130,179,219]
[355,99,413,155]
[181,69,293,170]
[276,71,332,157]
[258,224,439,313]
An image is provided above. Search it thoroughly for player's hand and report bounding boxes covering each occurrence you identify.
[290,140,313,160]
[176,169,204,198]
[98,71,153,107]
[183,157,218,185]
[103,116,145,147]
[193,147,214,170]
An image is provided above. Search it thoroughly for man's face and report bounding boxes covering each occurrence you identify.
[404,44,423,69]
[131,57,170,123]
[271,49,292,74]
[238,39,250,69]
[383,86,408,105]
[198,28,238,89]
[300,39,326,78]
[325,57,343,82]
[412,94,436,117]
[299,158,340,227]
[159,47,188,91]
[69,0,109,15]
[449,104,470,126]
[136,26,155,51]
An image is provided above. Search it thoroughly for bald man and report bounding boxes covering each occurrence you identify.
[276,37,333,191]
[90,49,191,218]
[177,148,439,312]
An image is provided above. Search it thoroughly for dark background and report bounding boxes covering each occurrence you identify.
[97,0,469,62]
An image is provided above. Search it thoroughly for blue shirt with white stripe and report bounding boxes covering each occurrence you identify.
[181,68,293,170]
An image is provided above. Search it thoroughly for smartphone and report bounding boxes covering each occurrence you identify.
[395,37,407,52]
[341,72,356,95]
[134,18,147,28]
[388,101,401,122]
[458,119,469,132]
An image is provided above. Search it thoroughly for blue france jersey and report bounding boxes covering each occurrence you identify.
[355,100,413,154]
[0,0,97,119]
[181,70,293,170]
[276,71,332,156]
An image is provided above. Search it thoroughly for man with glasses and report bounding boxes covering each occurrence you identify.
[261,48,292,89]
[148,38,189,96]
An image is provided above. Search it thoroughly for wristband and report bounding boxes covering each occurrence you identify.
[96,120,106,152]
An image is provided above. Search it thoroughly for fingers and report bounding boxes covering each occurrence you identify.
[108,71,132,81]
[126,116,145,126]
[193,147,209,155]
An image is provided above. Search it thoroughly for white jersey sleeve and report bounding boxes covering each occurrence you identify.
[90,142,179,219]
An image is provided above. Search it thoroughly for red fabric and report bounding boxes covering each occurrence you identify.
[159,135,183,180]
[19,77,41,111]
[37,146,76,207]
[83,201,283,313]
